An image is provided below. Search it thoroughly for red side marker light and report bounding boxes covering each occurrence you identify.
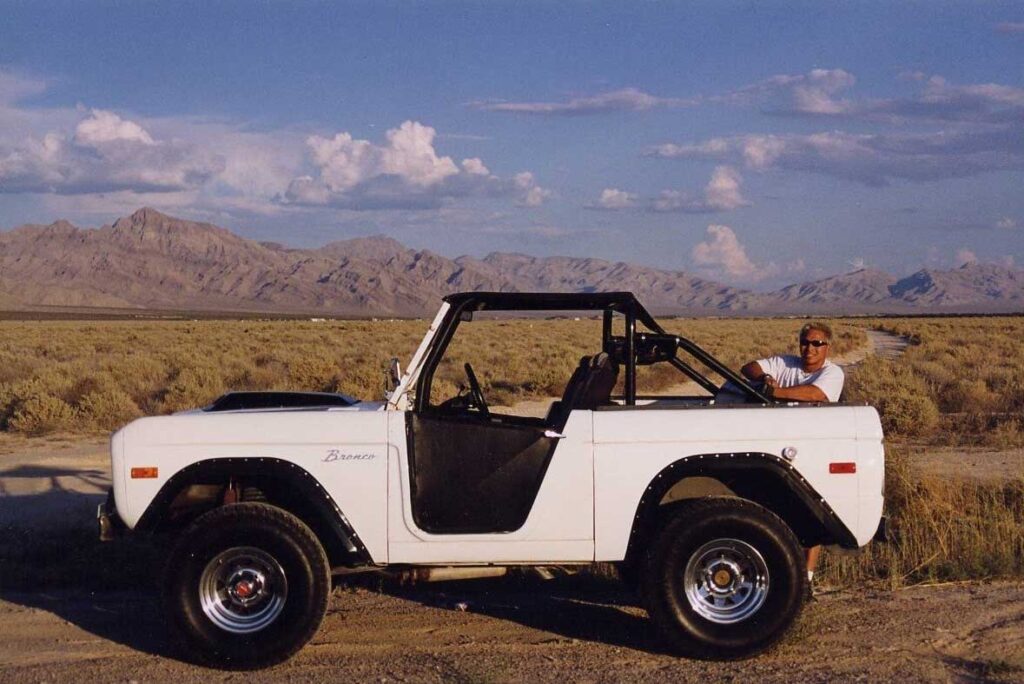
[829,462,856,474]
[131,467,159,479]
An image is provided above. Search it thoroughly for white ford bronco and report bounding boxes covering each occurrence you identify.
[98,292,885,668]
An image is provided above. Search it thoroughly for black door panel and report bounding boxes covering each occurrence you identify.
[408,413,558,534]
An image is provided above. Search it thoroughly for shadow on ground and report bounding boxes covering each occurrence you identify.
[344,571,669,655]
[1,464,663,662]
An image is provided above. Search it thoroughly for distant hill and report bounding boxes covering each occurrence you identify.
[1,208,1022,316]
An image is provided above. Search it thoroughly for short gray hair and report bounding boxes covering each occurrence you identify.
[800,321,833,341]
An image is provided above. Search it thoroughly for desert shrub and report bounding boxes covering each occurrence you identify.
[845,357,940,437]
[286,353,341,392]
[107,354,168,406]
[159,366,227,412]
[822,446,1024,587]
[78,388,143,431]
[7,393,75,435]
[65,372,120,405]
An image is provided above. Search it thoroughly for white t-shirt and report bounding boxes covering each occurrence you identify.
[756,355,845,402]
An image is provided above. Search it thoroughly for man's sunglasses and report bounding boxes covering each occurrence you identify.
[800,338,829,348]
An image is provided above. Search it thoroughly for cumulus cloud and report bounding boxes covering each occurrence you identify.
[284,120,550,210]
[955,248,978,266]
[647,127,1024,186]
[996,217,1017,230]
[471,87,698,116]
[651,166,748,212]
[690,224,761,280]
[0,108,223,195]
[588,188,637,210]
[722,68,856,115]
[74,109,154,146]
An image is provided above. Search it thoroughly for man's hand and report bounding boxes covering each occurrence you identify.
[762,374,777,398]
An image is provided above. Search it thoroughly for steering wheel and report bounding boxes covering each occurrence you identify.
[464,363,490,418]
[715,379,768,404]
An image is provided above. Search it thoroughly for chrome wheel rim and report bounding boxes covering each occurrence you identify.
[199,546,287,634]
[683,538,769,624]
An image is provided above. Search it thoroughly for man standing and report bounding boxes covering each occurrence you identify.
[740,321,845,595]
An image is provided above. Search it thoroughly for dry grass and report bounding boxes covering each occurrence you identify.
[846,317,1024,446]
[822,444,1024,587]
[0,316,865,435]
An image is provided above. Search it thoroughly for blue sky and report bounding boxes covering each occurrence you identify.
[1,1,1022,288]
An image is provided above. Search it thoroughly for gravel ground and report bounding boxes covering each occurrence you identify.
[0,579,1022,682]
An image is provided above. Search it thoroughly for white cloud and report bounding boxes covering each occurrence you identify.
[0,108,222,195]
[513,172,553,207]
[720,69,856,115]
[787,258,806,273]
[461,158,490,175]
[471,87,699,116]
[648,127,1024,186]
[996,216,1017,230]
[74,109,154,146]
[650,166,748,213]
[285,121,549,210]
[589,188,637,210]
[848,257,867,270]
[690,224,761,280]
[955,248,978,266]
[704,165,747,211]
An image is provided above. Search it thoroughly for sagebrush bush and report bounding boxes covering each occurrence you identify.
[822,445,1024,587]
[7,393,76,435]
[78,388,143,431]
[845,357,940,437]
[159,366,227,413]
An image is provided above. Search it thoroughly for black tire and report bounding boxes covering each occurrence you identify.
[641,497,805,660]
[162,502,330,669]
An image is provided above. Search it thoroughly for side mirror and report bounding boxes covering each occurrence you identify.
[387,357,402,391]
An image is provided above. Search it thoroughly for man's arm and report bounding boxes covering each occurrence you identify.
[770,383,828,402]
[741,361,766,381]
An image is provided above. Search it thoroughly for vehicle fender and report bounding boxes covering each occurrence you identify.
[134,457,374,566]
[621,452,859,563]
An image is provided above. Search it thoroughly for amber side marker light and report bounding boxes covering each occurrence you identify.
[829,462,857,474]
[131,467,159,479]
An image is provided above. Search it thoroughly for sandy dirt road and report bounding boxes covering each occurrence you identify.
[1,436,1022,682]
[0,579,1022,682]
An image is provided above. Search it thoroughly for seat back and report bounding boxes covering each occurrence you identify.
[547,353,619,428]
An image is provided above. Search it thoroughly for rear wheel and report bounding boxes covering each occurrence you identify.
[163,502,330,669]
[641,497,805,659]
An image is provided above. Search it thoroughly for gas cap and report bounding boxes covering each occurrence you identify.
[781,446,798,461]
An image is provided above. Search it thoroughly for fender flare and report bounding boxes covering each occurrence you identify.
[134,457,373,565]
[625,451,858,561]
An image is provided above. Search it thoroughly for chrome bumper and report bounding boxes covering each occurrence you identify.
[97,490,124,541]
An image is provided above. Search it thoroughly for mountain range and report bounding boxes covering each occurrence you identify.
[1,208,1021,316]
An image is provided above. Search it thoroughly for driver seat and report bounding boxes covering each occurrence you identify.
[546,352,619,429]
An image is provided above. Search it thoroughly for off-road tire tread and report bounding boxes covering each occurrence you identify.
[162,502,330,669]
[641,496,806,660]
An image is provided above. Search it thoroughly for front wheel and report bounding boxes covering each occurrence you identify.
[641,497,806,659]
[163,502,330,669]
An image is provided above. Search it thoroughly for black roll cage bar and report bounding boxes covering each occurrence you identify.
[413,292,770,412]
